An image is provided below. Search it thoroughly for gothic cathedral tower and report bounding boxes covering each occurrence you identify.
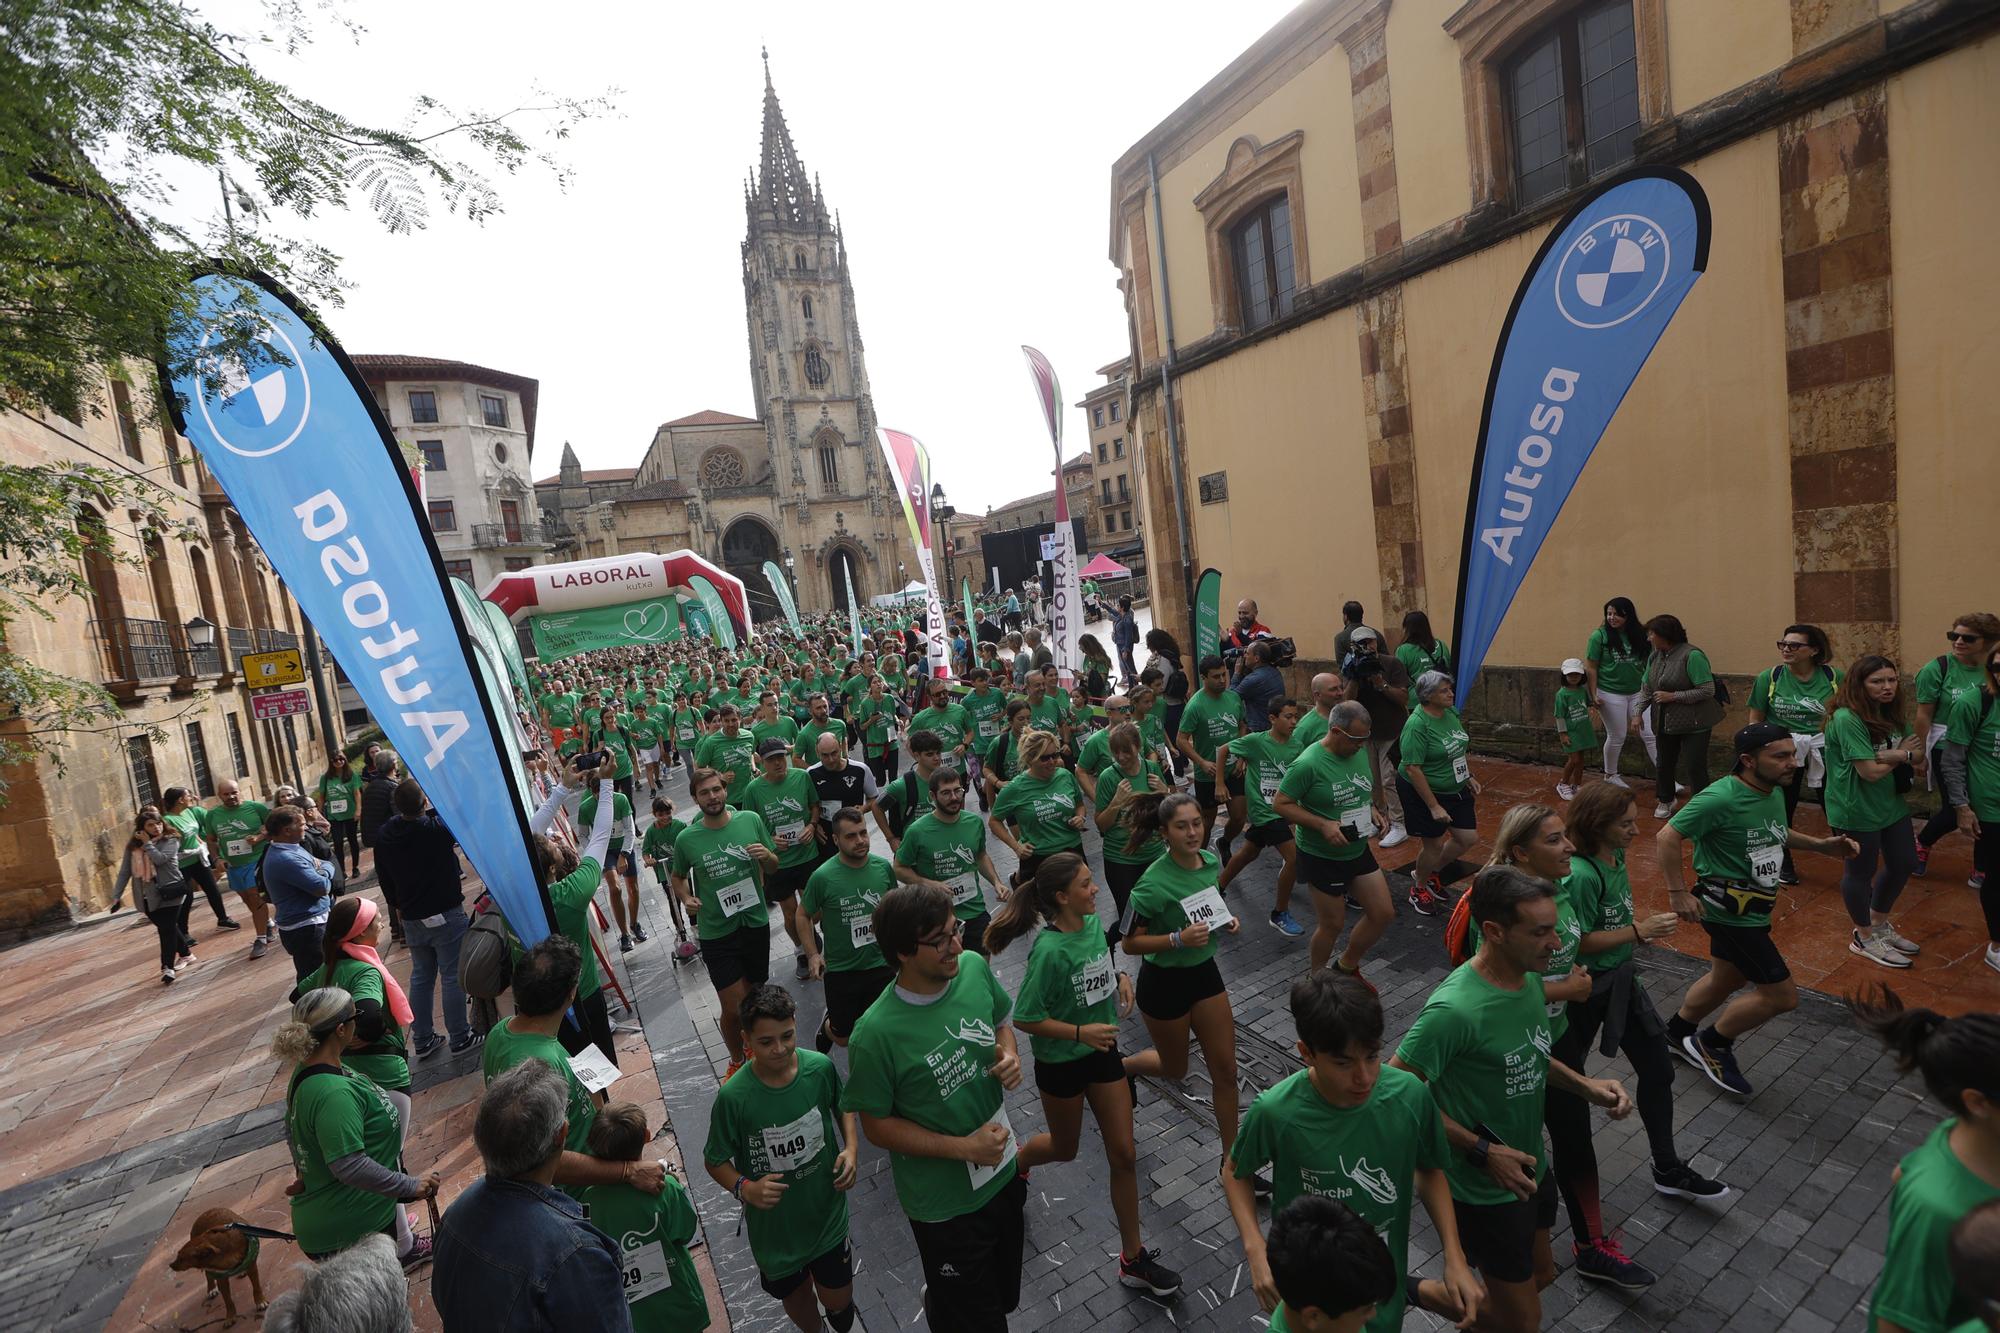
[742,51,891,615]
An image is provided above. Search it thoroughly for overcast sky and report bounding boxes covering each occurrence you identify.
[213,0,1297,512]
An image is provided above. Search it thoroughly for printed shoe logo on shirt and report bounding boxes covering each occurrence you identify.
[952,1017,996,1046]
[1342,1156,1399,1207]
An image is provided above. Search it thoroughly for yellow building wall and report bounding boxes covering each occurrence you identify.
[1889,36,2000,647]
[1386,0,1474,240]
[1401,131,1794,676]
[1664,0,1795,110]
[1176,309,1377,656]
[1154,44,1362,348]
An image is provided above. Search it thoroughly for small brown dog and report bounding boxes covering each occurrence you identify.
[169,1207,267,1319]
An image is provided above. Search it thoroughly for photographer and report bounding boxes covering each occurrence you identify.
[1223,598,1274,681]
[1338,627,1412,849]
[1232,639,1288,733]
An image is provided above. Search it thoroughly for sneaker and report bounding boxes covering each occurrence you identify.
[249,937,269,959]
[1676,783,1690,797]
[1379,823,1410,849]
[1574,1235,1657,1289]
[1268,909,1305,938]
[448,1030,484,1055]
[1986,944,2000,977]
[1653,802,1676,819]
[631,923,649,944]
[794,953,810,981]
[1250,1172,1274,1199]
[814,1022,834,1055]
[1682,1029,1754,1097]
[675,938,700,961]
[1913,842,1931,877]
[1849,929,1912,969]
[1778,866,1801,886]
[399,1234,434,1269]
[1342,893,1361,912]
[1973,872,1989,892]
[1333,961,1378,995]
[1408,877,1442,916]
[176,954,197,970]
[1216,838,1234,864]
[1877,924,1920,956]
[618,934,633,954]
[216,917,242,931]
[414,1034,446,1059]
[161,968,176,984]
[1652,1162,1729,1201]
[1605,774,1631,789]
[1117,1246,1184,1297]
[1557,782,1577,801]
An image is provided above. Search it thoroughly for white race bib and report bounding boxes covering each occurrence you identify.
[1179,885,1231,930]
[716,877,758,918]
[566,1043,622,1095]
[1450,754,1471,784]
[967,1105,1016,1191]
[621,1243,672,1303]
[759,1107,825,1174]
[326,798,350,818]
[850,914,876,950]
[1348,806,1376,839]
[226,837,251,859]
[948,871,983,907]
[775,820,807,847]
[1258,773,1281,802]
[978,718,1003,738]
[1748,843,1783,889]
[1078,953,1114,1007]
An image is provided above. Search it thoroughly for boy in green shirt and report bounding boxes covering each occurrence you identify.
[900,766,1005,955]
[1554,658,1602,800]
[576,1103,710,1331]
[640,795,695,958]
[1217,697,1308,937]
[1259,1195,1401,1333]
[743,738,825,983]
[669,767,780,1078]
[1177,655,1247,857]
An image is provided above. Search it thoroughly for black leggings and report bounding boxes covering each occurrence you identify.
[181,860,228,923]
[1546,995,1681,1246]
[148,898,194,969]
[1655,729,1713,805]
[328,819,361,875]
[867,750,899,786]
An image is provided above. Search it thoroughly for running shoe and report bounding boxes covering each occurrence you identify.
[249,937,269,960]
[1117,1247,1184,1297]
[1334,961,1378,995]
[1973,872,1988,892]
[675,938,700,961]
[1676,784,1690,797]
[1407,877,1442,916]
[414,1034,445,1059]
[1250,1172,1274,1199]
[1342,893,1361,912]
[448,1030,484,1055]
[1268,909,1304,938]
[1379,823,1410,849]
[1605,774,1631,790]
[1987,944,2000,977]
[794,953,810,981]
[1681,1029,1754,1097]
[1913,842,1930,877]
[1849,929,1912,969]
[815,1022,834,1055]
[161,968,176,985]
[618,934,633,954]
[1652,1162,1729,1201]
[399,1234,434,1269]
[1556,782,1577,801]
[1878,924,1920,955]
[1653,802,1676,819]
[724,1058,745,1083]
[216,917,242,931]
[1778,863,1800,886]
[631,922,649,944]
[176,954,197,970]
[1574,1235,1657,1289]
[1216,837,1234,864]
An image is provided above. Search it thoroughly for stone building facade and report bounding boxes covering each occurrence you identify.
[1076,359,1146,579]
[536,55,903,621]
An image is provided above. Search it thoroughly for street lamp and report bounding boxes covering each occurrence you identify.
[929,482,957,602]
[184,615,217,671]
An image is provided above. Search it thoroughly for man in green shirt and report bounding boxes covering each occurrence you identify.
[670,767,780,1076]
[207,778,275,954]
[743,738,824,983]
[794,694,849,769]
[959,669,1008,805]
[1217,697,1308,937]
[800,808,899,1053]
[1178,654,1248,859]
[1073,694,1134,805]
[840,884,1026,1333]
[694,705,759,807]
[1274,701,1396,980]
[1390,867,1632,1333]
[1659,723,1858,1097]
[896,767,1003,956]
[627,701,665,792]
[910,679,973,771]
[751,691,801,756]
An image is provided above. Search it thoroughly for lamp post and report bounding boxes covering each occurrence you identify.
[183,615,217,670]
[898,560,907,608]
[929,482,956,604]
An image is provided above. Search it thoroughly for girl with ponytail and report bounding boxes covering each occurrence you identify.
[992,854,1179,1297]
[1092,721,1170,945]
[295,896,413,1135]
[1852,986,2000,1333]
[274,987,438,1263]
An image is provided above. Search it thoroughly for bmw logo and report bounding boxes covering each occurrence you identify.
[1554,214,1671,330]
[194,315,313,458]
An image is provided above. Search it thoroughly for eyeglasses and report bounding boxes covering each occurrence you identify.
[1776,641,1811,651]
[1333,727,1371,743]
[1947,631,1984,644]
[916,920,964,952]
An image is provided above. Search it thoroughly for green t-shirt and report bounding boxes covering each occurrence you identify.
[694,729,758,805]
[596,726,636,781]
[208,801,271,867]
[702,1050,850,1279]
[1394,962,1550,1206]
[1667,776,1789,925]
[547,854,605,998]
[751,715,800,754]
[1013,916,1118,1064]
[839,952,1016,1224]
[895,812,991,922]
[983,729,1023,784]
[1094,759,1166,864]
[1396,639,1451,681]
[1748,665,1839,735]
[284,1064,403,1254]
[742,769,820,869]
[1554,685,1599,753]
[1824,708,1907,833]
[1586,625,1643,695]
[541,692,580,729]
[1026,693,1068,739]
[796,718,848,763]
[299,958,409,1090]
[571,1175,708,1332]
[962,688,1008,744]
[990,768,1084,854]
[911,703,973,756]
[1228,727,1307,826]
[1229,1067,1447,1333]
[670,708,701,746]
[481,1018,596,1154]
[315,773,365,824]
[163,805,209,868]
[801,854,897,972]
[1915,654,1989,716]
[1567,850,1635,971]
[626,714,663,750]
[1871,1120,2000,1333]
[1178,687,1245,762]
[670,811,772,939]
[640,818,689,881]
[853,697,897,751]
[1130,850,1227,968]
[1074,727,1115,788]
[1399,707,1472,797]
[1963,692,2000,823]
[578,791,634,857]
[879,768,935,830]
[1278,741,1376,861]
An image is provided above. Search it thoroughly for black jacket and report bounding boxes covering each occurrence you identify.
[358,775,399,848]
[371,812,463,920]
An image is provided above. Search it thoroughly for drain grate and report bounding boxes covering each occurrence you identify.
[1139,1020,1301,1131]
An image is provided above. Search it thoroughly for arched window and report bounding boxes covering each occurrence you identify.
[77,508,125,678]
[804,344,829,388]
[802,295,814,322]
[794,250,807,270]
[699,447,746,489]
[819,445,840,492]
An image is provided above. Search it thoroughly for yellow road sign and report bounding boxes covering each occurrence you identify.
[241,648,305,687]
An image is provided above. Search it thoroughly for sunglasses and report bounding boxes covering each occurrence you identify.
[1947,631,1984,644]
[1776,641,1812,651]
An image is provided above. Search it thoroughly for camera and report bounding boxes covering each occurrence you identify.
[1339,649,1382,682]
[572,750,609,771]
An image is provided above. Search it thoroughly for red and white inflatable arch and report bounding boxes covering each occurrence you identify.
[482,550,751,641]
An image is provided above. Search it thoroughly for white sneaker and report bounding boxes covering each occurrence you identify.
[1653,802,1675,819]
[1557,783,1578,800]
[1676,784,1690,796]
[1379,824,1410,849]
[1606,774,1631,789]
[1985,945,2000,977]
[1849,929,1912,969]
[1877,924,1920,956]
[161,968,176,985]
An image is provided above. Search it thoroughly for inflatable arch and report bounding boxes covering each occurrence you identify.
[483,550,752,659]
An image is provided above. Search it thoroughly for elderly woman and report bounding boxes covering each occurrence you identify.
[1639,615,1725,820]
[1397,671,1480,916]
[272,987,438,1264]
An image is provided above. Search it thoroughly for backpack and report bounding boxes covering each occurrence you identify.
[459,894,516,1000]
[884,771,922,838]
[1444,886,1479,967]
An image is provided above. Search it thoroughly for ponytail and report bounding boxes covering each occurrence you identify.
[271,986,355,1065]
[1133,791,1199,847]
[1851,984,2000,1114]
[984,852,1087,955]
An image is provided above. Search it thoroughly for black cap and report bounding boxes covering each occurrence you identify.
[1733,722,1792,757]
[755,737,792,758]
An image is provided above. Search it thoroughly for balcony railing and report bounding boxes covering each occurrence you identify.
[94,618,181,684]
[188,641,222,676]
[470,522,548,549]
[226,627,255,668]
[255,628,299,653]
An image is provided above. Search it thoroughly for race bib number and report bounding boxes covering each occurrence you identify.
[621,1243,672,1303]
[948,871,982,907]
[226,838,251,859]
[1347,806,1376,839]
[1450,754,1471,785]
[1258,772,1281,803]
[978,718,1003,738]
[1179,885,1231,930]
[1748,843,1783,889]
[566,1043,622,1095]
[967,1105,1016,1191]
[1078,953,1114,1007]
[775,820,807,847]
[326,797,350,819]
[850,914,876,950]
[716,877,758,918]
[760,1107,825,1174]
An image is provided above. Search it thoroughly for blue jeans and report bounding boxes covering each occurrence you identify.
[403,904,470,1044]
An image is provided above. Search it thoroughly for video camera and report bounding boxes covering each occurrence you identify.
[1339,648,1383,682]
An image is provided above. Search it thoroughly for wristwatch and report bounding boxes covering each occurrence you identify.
[1467,1135,1493,1170]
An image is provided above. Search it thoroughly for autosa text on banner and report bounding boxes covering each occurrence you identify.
[877,427,950,678]
[1020,345,1081,679]
[1451,167,1711,698]
[163,272,553,946]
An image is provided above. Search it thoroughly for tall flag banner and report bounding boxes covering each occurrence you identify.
[688,574,737,649]
[762,560,801,632]
[1193,567,1223,664]
[479,597,533,701]
[1021,346,1081,681]
[962,577,976,651]
[452,578,533,810]
[1451,168,1711,696]
[164,272,554,947]
[876,427,951,678]
[843,559,863,651]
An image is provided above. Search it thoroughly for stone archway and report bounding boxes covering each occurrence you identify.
[827,543,866,613]
[721,516,783,621]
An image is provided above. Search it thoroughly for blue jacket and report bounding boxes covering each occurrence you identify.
[432,1175,632,1333]
[1232,664,1287,733]
[260,841,332,931]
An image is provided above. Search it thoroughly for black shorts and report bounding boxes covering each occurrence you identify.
[909,1172,1027,1329]
[700,922,771,992]
[1453,1172,1559,1284]
[1701,920,1791,986]
[824,965,895,1039]
[759,1236,854,1300]
[1246,818,1294,848]
[1100,859,1146,930]
[1400,782,1477,838]
[960,910,992,957]
[1034,1045,1127,1099]
[765,860,812,903]
[1297,847,1380,893]
[1136,957,1227,1022]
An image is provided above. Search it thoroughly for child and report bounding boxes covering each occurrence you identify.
[1555,658,1603,800]
[1262,1195,1399,1333]
[640,796,697,959]
[579,782,640,951]
[572,1103,710,1332]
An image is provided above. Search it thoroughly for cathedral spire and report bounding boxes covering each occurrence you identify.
[754,49,817,229]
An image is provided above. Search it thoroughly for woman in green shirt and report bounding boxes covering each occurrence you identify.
[1092,721,1169,942]
[980,699,1032,809]
[1395,610,1451,682]
[1398,672,1480,917]
[295,896,414,1130]
[986,730,1085,888]
[1748,623,1840,884]
[314,752,366,878]
[985,852,1181,1299]
[1585,596,1657,784]
[1825,657,1923,969]
[1853,989,2000,1333]
[592,705,638,802]
[271,986,438,1263]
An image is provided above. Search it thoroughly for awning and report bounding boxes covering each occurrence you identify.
[1079,553,1133,579]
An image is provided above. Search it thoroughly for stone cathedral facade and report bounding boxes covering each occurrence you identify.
[537,54,902,618]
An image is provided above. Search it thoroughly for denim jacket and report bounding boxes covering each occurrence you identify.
[432,1175,633,1332]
